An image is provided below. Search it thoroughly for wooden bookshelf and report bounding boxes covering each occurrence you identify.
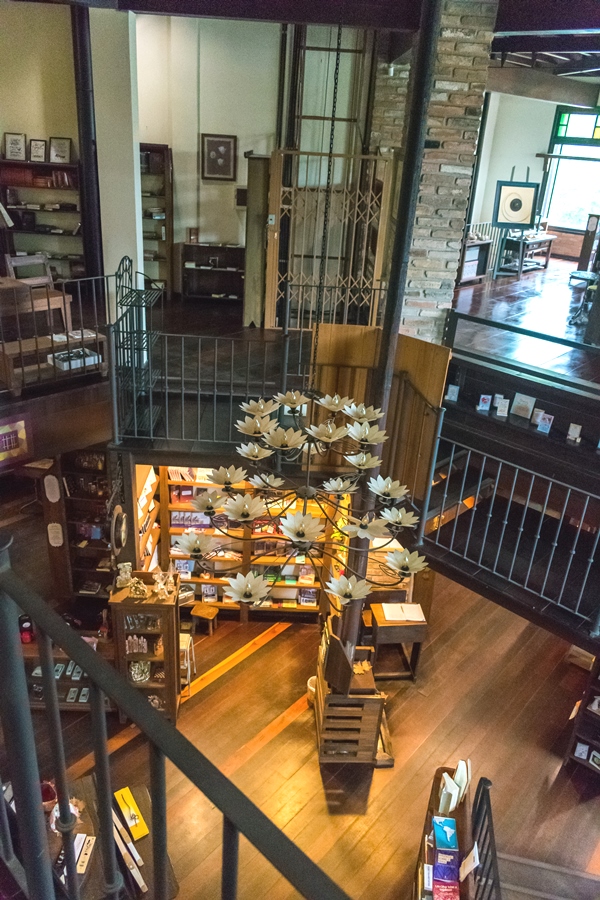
[139,143,174,299]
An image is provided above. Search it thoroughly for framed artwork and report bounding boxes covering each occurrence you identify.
[0,415,31,470]
[492,181,539,229]
[29,139,47,163]
[49,137,72,164]
[4,133,26,161]
[201,134,237,181]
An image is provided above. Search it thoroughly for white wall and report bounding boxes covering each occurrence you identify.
[136,15,280,245]
[471,93,557,223]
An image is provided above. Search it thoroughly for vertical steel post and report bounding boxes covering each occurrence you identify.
[0,534,55,900]
[150,743,168,900]
[89,683,123,900]
[222,816,239,900]
[38,628,81,900]
[415,408,445,546]
[107,324,121,445]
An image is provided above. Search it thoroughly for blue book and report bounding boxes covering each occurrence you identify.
[432,817,458,850]
[433,848,459,883]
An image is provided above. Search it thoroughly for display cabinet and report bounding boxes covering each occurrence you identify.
[110,570,181,722]
[22,639,114,712]
[179,243,245,302]
[139,143,174,299]
[565,655,600,775]
[457,238,492,285]
[0,159,84,279]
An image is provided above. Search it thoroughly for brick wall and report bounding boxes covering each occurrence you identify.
[371,0,499,343]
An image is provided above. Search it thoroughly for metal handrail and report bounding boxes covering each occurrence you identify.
[472,778,502,900]
[0,535,351,900]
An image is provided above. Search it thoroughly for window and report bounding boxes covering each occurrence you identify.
[544,108,600,230]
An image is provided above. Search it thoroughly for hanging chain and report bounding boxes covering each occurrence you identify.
[310,24,343,390]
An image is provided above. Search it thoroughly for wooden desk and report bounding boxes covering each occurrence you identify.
[0,276,72,331]
[370,603,428,681]
[496,233,556,281]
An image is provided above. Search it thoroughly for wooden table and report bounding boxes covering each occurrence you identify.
[0,275,72,331]
[370,603,428,681]
[495,233,556,280]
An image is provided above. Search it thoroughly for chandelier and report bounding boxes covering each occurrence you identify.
[173,390,427,611]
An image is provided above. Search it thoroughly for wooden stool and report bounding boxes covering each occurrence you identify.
[370,602,428,681]
[191,602,219,636]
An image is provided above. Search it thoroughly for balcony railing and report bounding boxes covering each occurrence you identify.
[0,532,351,900]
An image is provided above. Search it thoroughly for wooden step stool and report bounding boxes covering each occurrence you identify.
[191,602,219,636]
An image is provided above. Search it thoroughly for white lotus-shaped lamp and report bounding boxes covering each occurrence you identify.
[347,421,388,445]
[341,516,390,541]
[325,574,370,604]
[235,415,276,436]
[174,532,216,558]
[343,403,384,422]
[380,507,419,528]
[344,452,382,470]
[316,394,353,412]
[306,421,348,443]
[222,494,267,522]
[322,476,358,495]
[207,466,247,488]
[274,390,310,410]
[225,572,271,604]
[367,475,409,501]
[386,548,428,574]
[248,473,285,489]
[240,398,280,417]
[280,512,324,545]
[264,427,306,450]
[192,491,224,514]
[237,442,274,460]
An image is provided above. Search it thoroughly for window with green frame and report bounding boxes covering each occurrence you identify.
[543,107,600,230]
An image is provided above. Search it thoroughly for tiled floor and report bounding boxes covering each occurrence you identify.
[452,259,600,384]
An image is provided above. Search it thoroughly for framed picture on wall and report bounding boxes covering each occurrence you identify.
[492,181,539,229]
[29,139,47,163]
[49,137,72,164]
[0,415,31,470]
[4,133,26,161]
[201,134,237,181]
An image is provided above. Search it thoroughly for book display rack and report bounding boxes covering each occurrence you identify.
[22,639,114,712]
[565,655,600,775]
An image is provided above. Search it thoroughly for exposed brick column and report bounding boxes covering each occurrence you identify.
[371,0,499,343]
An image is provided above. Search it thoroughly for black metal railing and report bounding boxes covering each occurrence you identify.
[0,533,351,900]
[417,433,600,636]
[443,311,600,397]
[472,778,502,900]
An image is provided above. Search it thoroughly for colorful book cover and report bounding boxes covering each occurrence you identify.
[432,881,460,900]
[432,817,458,850]
[433,849,459,883]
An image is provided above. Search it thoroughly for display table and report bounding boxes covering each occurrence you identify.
[495,233,556,280]
[370,603,428,681]
[0,275,73,331]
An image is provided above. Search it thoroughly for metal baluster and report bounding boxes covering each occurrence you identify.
[463,452,486,560]
[575,516,600,618]
[89,683,123,900]
[148,328,155,440]
[229,340,235,443]
[449,450,472,553]
[435,443,456,546]
[477,460,502,569]
[0,764,14,866]
[245,342,251,403]
[37,628,81,899]
[213,339,218,441]
[524,478,552,588]
[540,488,572,598]
[556,494,590,609]
[164,334,170,442]
[262,341,268,396]
[0,535,55,900]
[131,326,139,437]
[149,743,168,900]
[180,335,185,441]
[507,472,535,583]
[221,815,239,900]
[197,337,202,441]
[415,408,445,547]
[492,467,518,574]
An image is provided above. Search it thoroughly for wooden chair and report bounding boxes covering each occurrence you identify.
[3,253,73,332]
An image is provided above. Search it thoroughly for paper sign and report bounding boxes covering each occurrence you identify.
[459,843,479,881]
[496,399,510,418]
[567,423,582,442]
[445,384,459,402]
[492,394,503,408]
[477,395,492,412]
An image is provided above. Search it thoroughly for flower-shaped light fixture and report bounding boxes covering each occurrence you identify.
[237,442,274,460]
[341,515,391,541]
[248,473,285,489]
[192,491,224,514]
[325,574,370,604]
[322,476,358,495]
[263,427,306,450]
[343,403,384,422]
[274,390,310,410]
[386,548,428,575]
[344,452,382,470]
[346,421,388,445]
[367,475,409,502]
[316,394,353,412]
[240,397,280,417]
[306,422,349,443]
[235,415,277,437]
[222,494,267,522]
[280,512,324,545]
[225,572,271,604]
[174,532,216,558]
[380,507,419,528]
[208,466,247,488]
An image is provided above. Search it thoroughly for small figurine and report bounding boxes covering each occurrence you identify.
[116,562,132,588]
[129,577,148,599]
[152,571,169,600]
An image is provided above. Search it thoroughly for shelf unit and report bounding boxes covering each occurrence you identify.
[139,143,173,299]
[109,570,180,722]
[565,656,600,774]
[457,238,492,285]
[23,639,114,712]
[136,463,160,571]
[0,158,85,280]
[60,447,112,619]
[179,244,245,301]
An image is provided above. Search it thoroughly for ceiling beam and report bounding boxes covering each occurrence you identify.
[487,64,599,107]
[493,35,600,54]
[495,1,600,37]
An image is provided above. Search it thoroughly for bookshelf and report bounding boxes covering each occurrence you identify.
[23,639,114,712]
[136,464,160,571]
[0,159,84,280]
[565,656,600,775]
[178,244,245,302]
[139,143,173,299]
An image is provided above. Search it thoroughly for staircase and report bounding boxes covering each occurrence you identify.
[498,853,600,900]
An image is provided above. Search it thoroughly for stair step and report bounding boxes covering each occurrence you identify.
[501,882,582,900]
[498,853,600,900]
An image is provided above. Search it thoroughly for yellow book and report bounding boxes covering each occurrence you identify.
[114,787,149,840]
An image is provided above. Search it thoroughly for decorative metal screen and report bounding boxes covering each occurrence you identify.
[265,150,393,329]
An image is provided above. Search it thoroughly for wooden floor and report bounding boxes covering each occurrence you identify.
[1,502,600,899]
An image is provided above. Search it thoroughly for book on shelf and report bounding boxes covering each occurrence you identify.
[201,584,218,601]
[297,565,316,586]
[298,588,318,607]
[79,581,102,595]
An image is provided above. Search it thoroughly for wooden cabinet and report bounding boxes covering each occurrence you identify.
[179,243,245,302]
[0,159,84,280]
[458,239,492,285]
[140,143,174,299]
[110,570,181,722]
[22,639,114,712]
[565,656,600,775]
